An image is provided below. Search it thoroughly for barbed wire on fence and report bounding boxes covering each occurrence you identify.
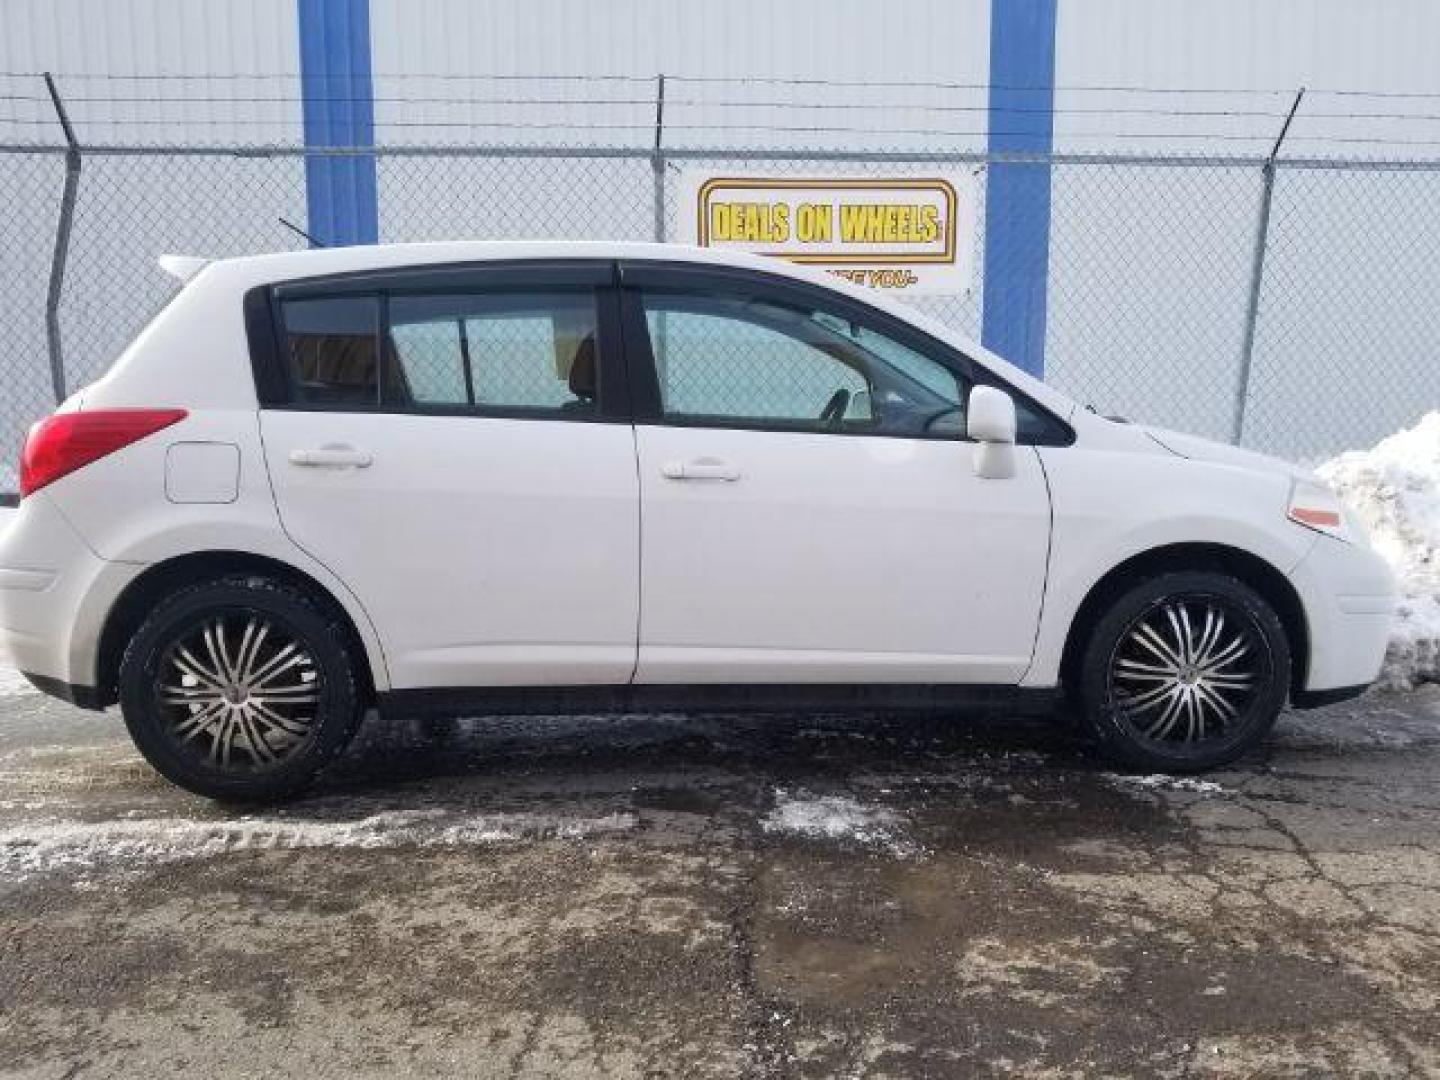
[10,72,1440,154]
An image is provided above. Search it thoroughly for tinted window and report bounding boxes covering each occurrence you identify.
[387,291,598,414]
[281,296,379,406]
[641,290,966,436]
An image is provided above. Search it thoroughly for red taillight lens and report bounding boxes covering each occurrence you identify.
[19,408,187,498]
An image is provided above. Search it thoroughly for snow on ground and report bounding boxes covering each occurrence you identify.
[0,666,34,698]
[1104,773,1228,796]
[0,808,637,880]
[1319,412,1440,690]
[762,789,917,855]
[0,624,34,696]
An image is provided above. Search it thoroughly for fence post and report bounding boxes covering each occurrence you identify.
[651,73,667,242]
[1232,88,1304,445]
[42,72,81,406]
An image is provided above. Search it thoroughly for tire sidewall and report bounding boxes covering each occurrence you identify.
[119,576,361,802]
[1077,571,1291,773]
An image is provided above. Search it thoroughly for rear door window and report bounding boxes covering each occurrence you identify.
[276,288,603,416]
[385,291,598,415]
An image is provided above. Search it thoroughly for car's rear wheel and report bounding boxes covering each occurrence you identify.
[1076,571,1291,772]
[118,574,364,802]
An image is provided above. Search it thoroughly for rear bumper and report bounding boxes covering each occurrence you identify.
[1287,534,1396,693]
[0,494,140,696]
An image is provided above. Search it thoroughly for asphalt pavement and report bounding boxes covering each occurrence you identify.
[2,676,1439,1078]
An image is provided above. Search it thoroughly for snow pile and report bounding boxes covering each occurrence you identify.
[761,789,916,855]
[1319,412,1440,690]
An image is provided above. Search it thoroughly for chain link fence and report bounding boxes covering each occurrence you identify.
[3,138,1438,489]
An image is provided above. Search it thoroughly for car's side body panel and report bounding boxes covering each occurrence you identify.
[260,409,641,688]
[632,424,1051,683]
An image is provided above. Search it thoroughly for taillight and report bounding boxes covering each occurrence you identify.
[19,408,187,498]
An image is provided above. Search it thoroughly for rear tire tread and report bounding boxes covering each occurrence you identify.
[118,573,364,803]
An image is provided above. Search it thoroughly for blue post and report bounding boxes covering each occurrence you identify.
[981,0,1057,378]
[297,0,378,247]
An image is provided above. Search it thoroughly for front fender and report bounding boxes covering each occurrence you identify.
[1022,447,1317,688]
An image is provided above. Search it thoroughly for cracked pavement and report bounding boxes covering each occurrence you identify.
[1,684,1439,1078]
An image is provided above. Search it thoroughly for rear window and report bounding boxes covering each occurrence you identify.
[280,296,379,406]
[274,289,600,414]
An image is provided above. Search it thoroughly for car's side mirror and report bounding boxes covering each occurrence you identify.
[966,385,1017,479]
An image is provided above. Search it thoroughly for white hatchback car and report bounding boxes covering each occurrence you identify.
[0,241,1395,800]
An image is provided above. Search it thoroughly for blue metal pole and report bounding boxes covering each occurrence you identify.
[981,0,1057,378]
[297,0,378,247]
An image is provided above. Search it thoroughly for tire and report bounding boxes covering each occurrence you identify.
[118,574,364,802]
[1075,571,1291,773]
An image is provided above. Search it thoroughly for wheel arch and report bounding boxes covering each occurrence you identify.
[95,550,382,709]
[1058,542,1310,698]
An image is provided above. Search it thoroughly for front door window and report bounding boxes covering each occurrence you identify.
[639,290,967,437]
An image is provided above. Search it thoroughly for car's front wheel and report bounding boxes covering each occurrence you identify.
[118,574,364,802]
[1075,571,1291,772]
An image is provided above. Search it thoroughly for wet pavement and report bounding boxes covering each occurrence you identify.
[2,678,1439,1078]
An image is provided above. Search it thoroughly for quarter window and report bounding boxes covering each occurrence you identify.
[280,296,380,406]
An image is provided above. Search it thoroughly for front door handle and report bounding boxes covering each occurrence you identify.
[661,457,741,482]
[289,444,373,469]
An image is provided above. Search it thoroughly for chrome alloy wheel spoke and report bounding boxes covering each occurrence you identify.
[173,645,226,690]
[156,614,320,770]
[1132,621,1183,669]
[1110,598,1262,744]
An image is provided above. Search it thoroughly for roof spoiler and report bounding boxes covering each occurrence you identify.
[157,255,212,284]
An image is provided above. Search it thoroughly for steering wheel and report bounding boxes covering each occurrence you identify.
[819,388,852,427]
[919,404,963,433]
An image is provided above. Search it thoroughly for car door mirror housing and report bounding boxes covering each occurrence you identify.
[967,386,1017,479]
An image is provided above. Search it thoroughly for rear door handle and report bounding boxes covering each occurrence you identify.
[661,457,741,481]
[289,444,373,469]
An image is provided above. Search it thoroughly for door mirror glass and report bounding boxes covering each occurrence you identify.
[967,386,1017,479]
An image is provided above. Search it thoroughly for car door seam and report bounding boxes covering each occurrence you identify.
[1017,444,1057,687]
[254,410,396,689]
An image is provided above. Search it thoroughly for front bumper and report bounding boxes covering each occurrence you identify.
[1287,533,1396,694]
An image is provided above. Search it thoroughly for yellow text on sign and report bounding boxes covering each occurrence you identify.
[708,202,941,245]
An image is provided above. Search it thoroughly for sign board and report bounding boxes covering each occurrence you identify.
[677,172,976,296]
